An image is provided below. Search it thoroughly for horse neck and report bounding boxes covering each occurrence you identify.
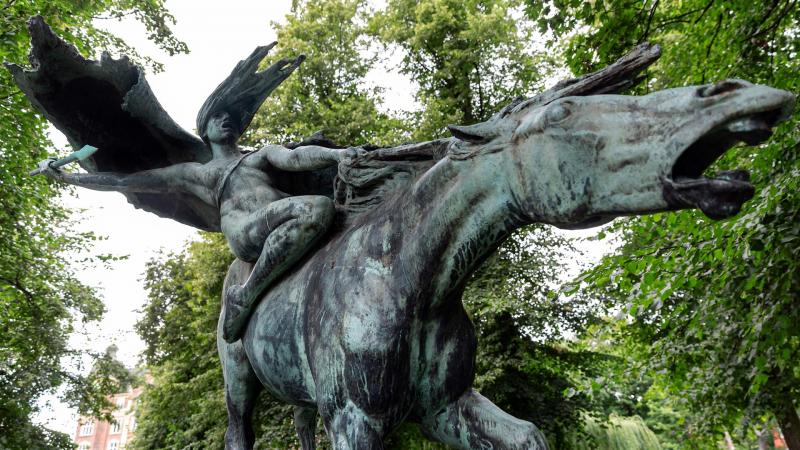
[399,152,528,306]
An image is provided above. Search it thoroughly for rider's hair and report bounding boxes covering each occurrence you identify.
[196,44,304,143]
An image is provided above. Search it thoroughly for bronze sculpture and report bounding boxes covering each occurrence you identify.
[9,16,795,450]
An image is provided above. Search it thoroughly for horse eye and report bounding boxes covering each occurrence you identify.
[546,103,571,124]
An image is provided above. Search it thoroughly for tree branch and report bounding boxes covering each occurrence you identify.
[702,12,724,83]
[692,0,716,24]
[0,91,23,101]
[744,0,797,42]
[638,0,660,44]
[743,0,782,40]
[92,11,137,20]
[656,0,714,28]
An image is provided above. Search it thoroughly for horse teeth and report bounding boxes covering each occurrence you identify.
[716,170,749,182]
[724,117,767,133]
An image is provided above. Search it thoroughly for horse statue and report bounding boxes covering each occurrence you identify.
[9,17,795,450]
[218,48,794,449]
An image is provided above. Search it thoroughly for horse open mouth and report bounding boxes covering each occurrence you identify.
[663,109,786,219]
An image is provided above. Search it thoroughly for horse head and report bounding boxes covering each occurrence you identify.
[447,79,795,229]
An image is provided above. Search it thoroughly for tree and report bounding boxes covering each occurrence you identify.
[131,234,234,449]
[564,414,663,450]
[0,2,185,448]
[534,0,800,446]
[370,0,552,139]
[248,0,408,147]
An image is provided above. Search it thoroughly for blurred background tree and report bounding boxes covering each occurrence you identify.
[0,1,186,448]
[534,0,800,447]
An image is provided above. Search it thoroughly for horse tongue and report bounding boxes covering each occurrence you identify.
[682,176,755,219]
[664,173,755,219]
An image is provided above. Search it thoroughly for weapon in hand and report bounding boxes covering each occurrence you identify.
[29,145,99,176]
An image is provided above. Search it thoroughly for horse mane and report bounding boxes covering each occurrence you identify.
[333,139,451,223]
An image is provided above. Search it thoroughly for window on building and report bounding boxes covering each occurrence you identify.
[78,443,90,450]
[129,417,137,431]
[79,420,94,436]
[108,440,119,450]
[116,397,126,409]
[110,420,122,433]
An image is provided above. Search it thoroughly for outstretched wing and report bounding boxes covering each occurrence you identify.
[6,16,220,231]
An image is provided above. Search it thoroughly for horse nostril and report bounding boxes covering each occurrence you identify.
[699,79,753,98]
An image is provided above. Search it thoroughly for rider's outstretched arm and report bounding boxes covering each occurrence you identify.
[37,161,210,201]
[252,144,354,171]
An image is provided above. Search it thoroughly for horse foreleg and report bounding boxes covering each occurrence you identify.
[419,389,549,450]
[218,313,263,449]
[294,406,318,450]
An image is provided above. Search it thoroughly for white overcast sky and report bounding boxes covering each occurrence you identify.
[38,0,606,434]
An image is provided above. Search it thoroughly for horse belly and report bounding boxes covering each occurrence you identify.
[243,288,315,405]
[308,268,417,420]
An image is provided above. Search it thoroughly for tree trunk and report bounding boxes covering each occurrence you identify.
[776,396,800,450]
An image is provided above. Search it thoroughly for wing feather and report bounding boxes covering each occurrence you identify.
[7,16,220,231]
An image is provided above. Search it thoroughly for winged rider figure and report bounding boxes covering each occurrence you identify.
[28,35,353,343]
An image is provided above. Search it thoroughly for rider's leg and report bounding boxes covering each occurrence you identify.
[223,195,334,342]
[294,406,318,450]
[419,389,549,450]
[218,260,263,450]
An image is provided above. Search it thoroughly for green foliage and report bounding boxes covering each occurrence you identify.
[248,0,408,147]
[71,345,139,423]
[371,0,552,139]
[0,1,185,448]
[572,322,700,449]
[565,414,663,450]
[463,227,603,447]
[545,0,800,442]
[130,233,231,449]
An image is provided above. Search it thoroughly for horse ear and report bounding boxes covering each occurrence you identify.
[447,123,497,144]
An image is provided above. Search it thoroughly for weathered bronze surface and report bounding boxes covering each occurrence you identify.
[9,16,795,450]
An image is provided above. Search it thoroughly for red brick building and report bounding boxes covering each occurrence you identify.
[73,385,142,450]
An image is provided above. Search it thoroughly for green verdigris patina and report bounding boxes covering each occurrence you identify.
[9,16,796,450]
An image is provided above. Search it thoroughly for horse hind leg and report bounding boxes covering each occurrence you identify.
[218,260,263,450]
[419,389,549,450]
[294,406,318,450]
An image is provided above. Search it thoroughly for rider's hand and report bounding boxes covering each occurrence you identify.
[36,158,61,178]
[339,147,367,163]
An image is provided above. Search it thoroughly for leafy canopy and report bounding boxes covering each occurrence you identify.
[0,1,185,447]
[544,0,800,443]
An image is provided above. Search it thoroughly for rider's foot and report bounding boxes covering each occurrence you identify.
[222,284,250,342]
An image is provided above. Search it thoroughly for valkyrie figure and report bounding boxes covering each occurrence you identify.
[12,17,349,342]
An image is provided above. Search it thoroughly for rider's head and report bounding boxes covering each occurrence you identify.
[205,111,240,145]
[196,43,304,147]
